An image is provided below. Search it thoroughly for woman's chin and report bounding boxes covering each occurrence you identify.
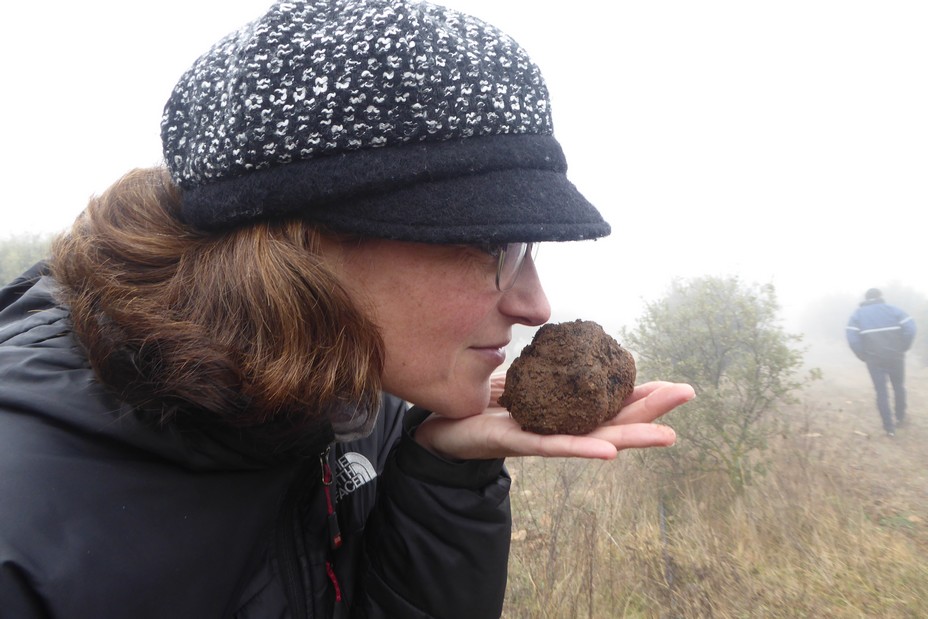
[405,387,491,419]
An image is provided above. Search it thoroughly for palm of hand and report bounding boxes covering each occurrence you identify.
[415,381,694,461]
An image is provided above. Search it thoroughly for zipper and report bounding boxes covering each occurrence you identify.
[321,445,348,618]
[321,445,343,551]
[275,446,347,619]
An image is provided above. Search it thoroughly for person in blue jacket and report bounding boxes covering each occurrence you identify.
[846,288,917,436]
[0,1,695,617]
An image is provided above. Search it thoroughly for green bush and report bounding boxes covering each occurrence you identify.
[0,233,54,285]
[622,276,815,489]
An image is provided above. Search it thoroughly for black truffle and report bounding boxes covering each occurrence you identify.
[499,320,636,435]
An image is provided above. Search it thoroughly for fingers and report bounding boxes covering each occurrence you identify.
[495,431,620,460]
[587,423,677,450]
[498,421,679,460]
[610,382,695,425]
[417,409,681,462]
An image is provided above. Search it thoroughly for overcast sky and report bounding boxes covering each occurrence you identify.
[3,0,926,337]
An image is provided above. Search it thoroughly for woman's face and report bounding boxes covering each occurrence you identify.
[326,239,550,418]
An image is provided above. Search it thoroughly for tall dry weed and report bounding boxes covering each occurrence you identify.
[503,429,928,618]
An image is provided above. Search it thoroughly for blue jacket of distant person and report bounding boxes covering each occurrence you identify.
[846,296,916,363]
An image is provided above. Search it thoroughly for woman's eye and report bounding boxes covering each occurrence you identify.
[473,243,504,259]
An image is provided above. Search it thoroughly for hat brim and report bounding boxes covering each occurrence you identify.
[308,167,610,243]
[179,133,611,243]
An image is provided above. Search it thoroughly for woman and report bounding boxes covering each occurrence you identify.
[0,1,693,617]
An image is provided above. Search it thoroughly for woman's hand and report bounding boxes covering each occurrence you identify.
[414,380,695,461]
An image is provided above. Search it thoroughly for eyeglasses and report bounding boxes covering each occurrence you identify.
[490,242,539,291]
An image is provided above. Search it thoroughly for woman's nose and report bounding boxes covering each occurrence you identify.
[499,255,550,326]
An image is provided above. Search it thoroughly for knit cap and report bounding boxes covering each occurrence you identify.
[161,0,610,243]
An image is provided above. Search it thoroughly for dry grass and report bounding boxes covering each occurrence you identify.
[502,366,928,618]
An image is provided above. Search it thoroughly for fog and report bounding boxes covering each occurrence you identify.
[3,0,925,347]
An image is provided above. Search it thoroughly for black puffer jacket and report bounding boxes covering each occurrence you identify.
[0,265,511,619]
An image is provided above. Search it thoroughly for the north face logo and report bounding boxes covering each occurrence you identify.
[335,452,377,500]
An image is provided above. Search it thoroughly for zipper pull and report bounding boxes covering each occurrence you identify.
[321,446,343,550]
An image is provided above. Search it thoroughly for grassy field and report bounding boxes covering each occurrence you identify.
[502,357,928,618]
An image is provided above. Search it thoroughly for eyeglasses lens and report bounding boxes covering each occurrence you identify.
[496,242,537,291]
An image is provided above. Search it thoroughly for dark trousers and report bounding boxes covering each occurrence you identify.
[866,356,907,432]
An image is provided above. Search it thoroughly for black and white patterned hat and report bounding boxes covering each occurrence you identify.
[161,0,610,243]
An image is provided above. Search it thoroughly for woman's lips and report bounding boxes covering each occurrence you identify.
[472,345,507,366]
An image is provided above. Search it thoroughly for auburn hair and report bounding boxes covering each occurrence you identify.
[51,167,384,447]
